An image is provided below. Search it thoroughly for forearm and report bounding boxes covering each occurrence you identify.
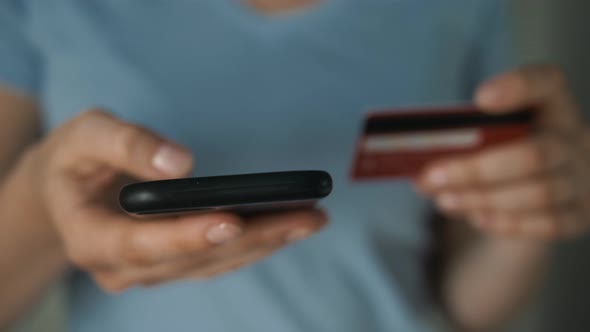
[0,150,67,329]
[442,225,550,332]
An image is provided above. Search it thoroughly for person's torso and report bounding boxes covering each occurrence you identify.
[25,1,490,331]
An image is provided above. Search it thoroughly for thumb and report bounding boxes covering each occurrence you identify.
[474,65,580,129]
[58,109,193,180]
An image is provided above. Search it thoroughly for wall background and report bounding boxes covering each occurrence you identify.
[509,1,590,331]
[8,1,590,331]
[514,0,590,111]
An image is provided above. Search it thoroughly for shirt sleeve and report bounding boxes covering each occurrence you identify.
[0,0,41,95]
[462,0,515,94]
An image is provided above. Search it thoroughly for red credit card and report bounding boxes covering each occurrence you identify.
[351,105,535,180]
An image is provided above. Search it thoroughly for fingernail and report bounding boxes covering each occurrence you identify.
[436,193,461,210]
[426,168,448,188]
[206,223,242,244]
[286,228,313,243]
[152,145,193,176]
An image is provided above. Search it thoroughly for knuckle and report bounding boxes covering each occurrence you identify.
[55,110,111,154]
[69,109,111,133]
[50,140,74,169]
[64,244,96,269]
[113,124,145,160]
[120,231,155,267]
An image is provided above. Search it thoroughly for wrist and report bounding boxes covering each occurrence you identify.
[0,146,64,255]
[447,213,555,256]
[476,233,553,263]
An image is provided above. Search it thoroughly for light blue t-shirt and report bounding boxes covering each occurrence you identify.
[0,1,511,331]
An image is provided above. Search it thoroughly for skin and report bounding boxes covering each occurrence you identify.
[0,62,587,331]
[0,92,327,329]
[419,65,589,241]
[418,65,590,331]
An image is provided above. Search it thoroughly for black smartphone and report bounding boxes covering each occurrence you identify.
[119,170,333,217]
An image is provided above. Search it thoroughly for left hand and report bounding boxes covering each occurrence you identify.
[417,65,590,241]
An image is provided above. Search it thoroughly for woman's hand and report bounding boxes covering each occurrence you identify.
[27,110,327,292]
[418,65,589,241]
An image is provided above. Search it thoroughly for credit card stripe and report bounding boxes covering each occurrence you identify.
[363,129,480,152]
[365,109,534,134]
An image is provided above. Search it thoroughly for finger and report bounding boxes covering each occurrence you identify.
[108,208,326,270]
[435,173,574,214]
[419,135,568,191]
[62,209,243,269]
[475,65,580,130]
[57,109,193,180]
[138,236,287,288]
[192,209,326,266]
[92,209,327,290]
[95,236,285,292]
[240,209,328,242]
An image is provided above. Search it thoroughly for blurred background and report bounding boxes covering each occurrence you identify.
[510,2,590,331]
[8,1,590,331]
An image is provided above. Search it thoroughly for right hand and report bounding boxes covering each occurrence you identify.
[25,109,327,292]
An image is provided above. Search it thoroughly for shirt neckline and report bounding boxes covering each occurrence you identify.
[213,0,343,39]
